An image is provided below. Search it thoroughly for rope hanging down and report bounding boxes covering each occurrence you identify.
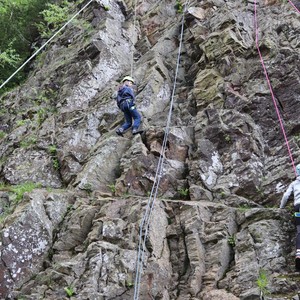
[253,0,296,175]
[133,1,190,299]
[130,0,138,77]
[288,0,300,13]
[0,0,95,90]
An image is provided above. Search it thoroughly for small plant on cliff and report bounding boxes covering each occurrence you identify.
[126,281,134,288]
[0,131,6,139]
[82,183,93,195]
[37,108,47,125]
[224,134,231,143]
[16,119,30,127]
[20,136,37,148]
[256,269,270,298]
[107,184,116,194]
[48,145,57,155]
[237,204,251,212]
[0,182,41,218]
[11,182,41,203]
[227,235,236,246]
[178,187,189,199]
[175,0,183,13]
[219,190,226,198]
[48,145,60,170]
[294,134,300,145]
[64,286,75,297]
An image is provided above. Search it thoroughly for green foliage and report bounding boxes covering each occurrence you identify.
[0,130,6,139]
[294,134,300,145]
[0,0,94,93]
[0,194,10,223]
[52,158,60,170]
[256,186,264,197]
[224,134,231,143]
[0,0,52,90]
[219,190,226,198]
[37,107,47,125]
[20,136,37,148]
[227,235,236,246]
[256,269,270,297]
[48,144,60,170]
[0,182,7,190]
[48,144,57,155]
[82,183,93,195]
[36,1,70,38]
[64,286,75,297]
[126,281,134,288]
[10,182,40,202]
[178,187,189,199]
[0,44,21,69]
[16,119,30,127]
[0,182,40,223]
[107,184,116,194]
[237,204,252,212]
[175,0,183,13]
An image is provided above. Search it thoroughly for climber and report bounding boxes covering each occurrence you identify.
[280,164,300,269]
[114,76,141,136]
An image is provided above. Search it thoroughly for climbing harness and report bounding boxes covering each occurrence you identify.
[253,0,297,175]
[133,1,190,299]
[0,0,95,90]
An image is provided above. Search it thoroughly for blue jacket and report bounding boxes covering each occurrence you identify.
[280,176,300,208]
[117,85,135,108]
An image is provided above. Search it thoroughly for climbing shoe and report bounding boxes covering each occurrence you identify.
[116,128,124,136]
[296,257,300,271]
[132,128,144,135]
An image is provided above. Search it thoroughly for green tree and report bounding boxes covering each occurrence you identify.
[36,1,70,38]
[0,0,87,93]
[0,0,63,90]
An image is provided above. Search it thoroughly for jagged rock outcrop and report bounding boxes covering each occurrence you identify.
[0,0,300,299]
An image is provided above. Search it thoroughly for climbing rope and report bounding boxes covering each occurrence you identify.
[253,0,296,175]
[0,0,95,90]
[130,0,138,77]
[288,0,300,13]
[133,1,190,299]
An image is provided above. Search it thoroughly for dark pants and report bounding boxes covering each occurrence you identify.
[120,102,141,131]
[295,204,300,249]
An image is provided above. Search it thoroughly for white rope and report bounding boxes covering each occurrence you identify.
[0,0,95,90]
[133,1,190,299]
[130,0,138,77]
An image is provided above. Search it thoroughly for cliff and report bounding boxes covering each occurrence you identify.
[0,0,300,299]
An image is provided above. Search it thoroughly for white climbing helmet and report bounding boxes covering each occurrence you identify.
[122,76,135,84]
[296,164,300,176]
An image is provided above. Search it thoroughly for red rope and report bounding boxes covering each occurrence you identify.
[288,0,300,13]
[253,0,296,175]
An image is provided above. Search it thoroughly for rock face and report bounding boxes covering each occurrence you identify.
[0,0,300,299]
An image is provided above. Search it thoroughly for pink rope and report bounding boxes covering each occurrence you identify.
[288,0,300,13]
[253,0,296,175]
